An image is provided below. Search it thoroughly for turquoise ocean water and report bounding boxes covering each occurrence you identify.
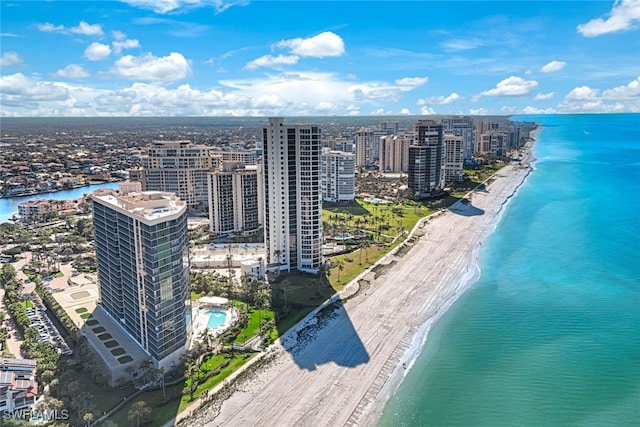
[380,114,640,426]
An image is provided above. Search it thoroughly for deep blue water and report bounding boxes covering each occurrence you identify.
[380,114,640,426]
[0,182,120,224]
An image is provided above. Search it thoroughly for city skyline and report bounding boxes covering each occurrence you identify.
[1,1,639,117]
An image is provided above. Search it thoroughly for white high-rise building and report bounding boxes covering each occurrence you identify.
[130,141,215,212]
[443,134,465,182]
[379,135,411,173]
[355,123,395,168]
[441,116,474,162]
[262,117,322,274]
[321,148,355,202]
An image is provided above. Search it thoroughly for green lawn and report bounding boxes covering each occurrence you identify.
[53,271,64,278]
[85,319,99,326]
[232,306,275,344]
[75,307,88,313]
[79,313,92,319]
[109,383,183,427]
[21,300,33,309]
[179,354,254,412]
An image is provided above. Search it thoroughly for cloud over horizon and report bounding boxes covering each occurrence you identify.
[577,0,640,37]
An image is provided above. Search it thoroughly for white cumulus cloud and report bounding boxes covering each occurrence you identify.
[540,60,566,73]
[245,54,299,70]
[395,77,428,88]
[112,39,140,54]
[84,42,112,61]
[534,92,555,100]
[110,52,192,82]
[577,0,640,37]
[558,76,640,112]
[417,92,461,105]
[274,32,345,58]
[52,64,90,79]
[602,76,640,99]
[522,106,557,114]
[420,106,436,115]
[0,73,70,106]
[478,76,538,97]
[0,52,23,67]
[565,85,600,100]
[37,21,104,36]
[71,21,104,36]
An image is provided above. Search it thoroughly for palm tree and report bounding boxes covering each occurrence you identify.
[83,412,95,427]
[128,401,152,427]
[337,260,345,282]
[273,249,282,265]
[226,253,233,282]
[159,367,166,400]
[363,241,371,263]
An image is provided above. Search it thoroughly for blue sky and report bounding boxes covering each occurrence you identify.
[1,0,639,116]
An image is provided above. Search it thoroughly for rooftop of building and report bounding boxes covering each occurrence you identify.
[0,358,37,370]
[91,183,186,222]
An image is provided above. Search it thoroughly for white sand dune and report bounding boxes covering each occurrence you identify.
[178,145,534,427]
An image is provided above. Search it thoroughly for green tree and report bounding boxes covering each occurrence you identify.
[128,401,152,427]
[82,412,94,427]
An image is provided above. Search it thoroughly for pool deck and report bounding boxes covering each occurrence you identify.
[191,303,236,348]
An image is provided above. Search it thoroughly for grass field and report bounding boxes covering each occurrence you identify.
[110,383,183,427]
[179,354,255,412]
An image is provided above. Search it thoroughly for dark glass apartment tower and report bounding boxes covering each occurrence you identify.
[408,120,445,197]
[92,188,190,368]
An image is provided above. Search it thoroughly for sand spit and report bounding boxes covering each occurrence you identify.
[179,145,534,427]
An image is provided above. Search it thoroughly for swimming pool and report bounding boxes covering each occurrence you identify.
[206,309,227,329]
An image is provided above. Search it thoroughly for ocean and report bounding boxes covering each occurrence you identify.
[379,114,640,426]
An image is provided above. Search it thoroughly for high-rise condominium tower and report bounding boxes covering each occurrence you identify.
[262,117,322,274]
[130,140,214,213]
[92,183,190,369]
[441,116,474,162]
[207,162,262,236]
[408,120,445,197]
[321,148,356,202]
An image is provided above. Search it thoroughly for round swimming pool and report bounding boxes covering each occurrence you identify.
[206,309,227,329]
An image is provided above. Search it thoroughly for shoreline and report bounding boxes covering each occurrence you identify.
[0,180,121,200]
[180,140,537,427]
[364,138,537,425]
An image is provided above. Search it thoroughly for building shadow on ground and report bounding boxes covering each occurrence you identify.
[281,298,369,371]
[448,200,485,216]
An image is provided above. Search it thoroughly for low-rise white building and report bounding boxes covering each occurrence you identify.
[0,358,38,414]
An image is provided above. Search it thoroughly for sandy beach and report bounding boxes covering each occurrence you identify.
[179,143,534,427]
